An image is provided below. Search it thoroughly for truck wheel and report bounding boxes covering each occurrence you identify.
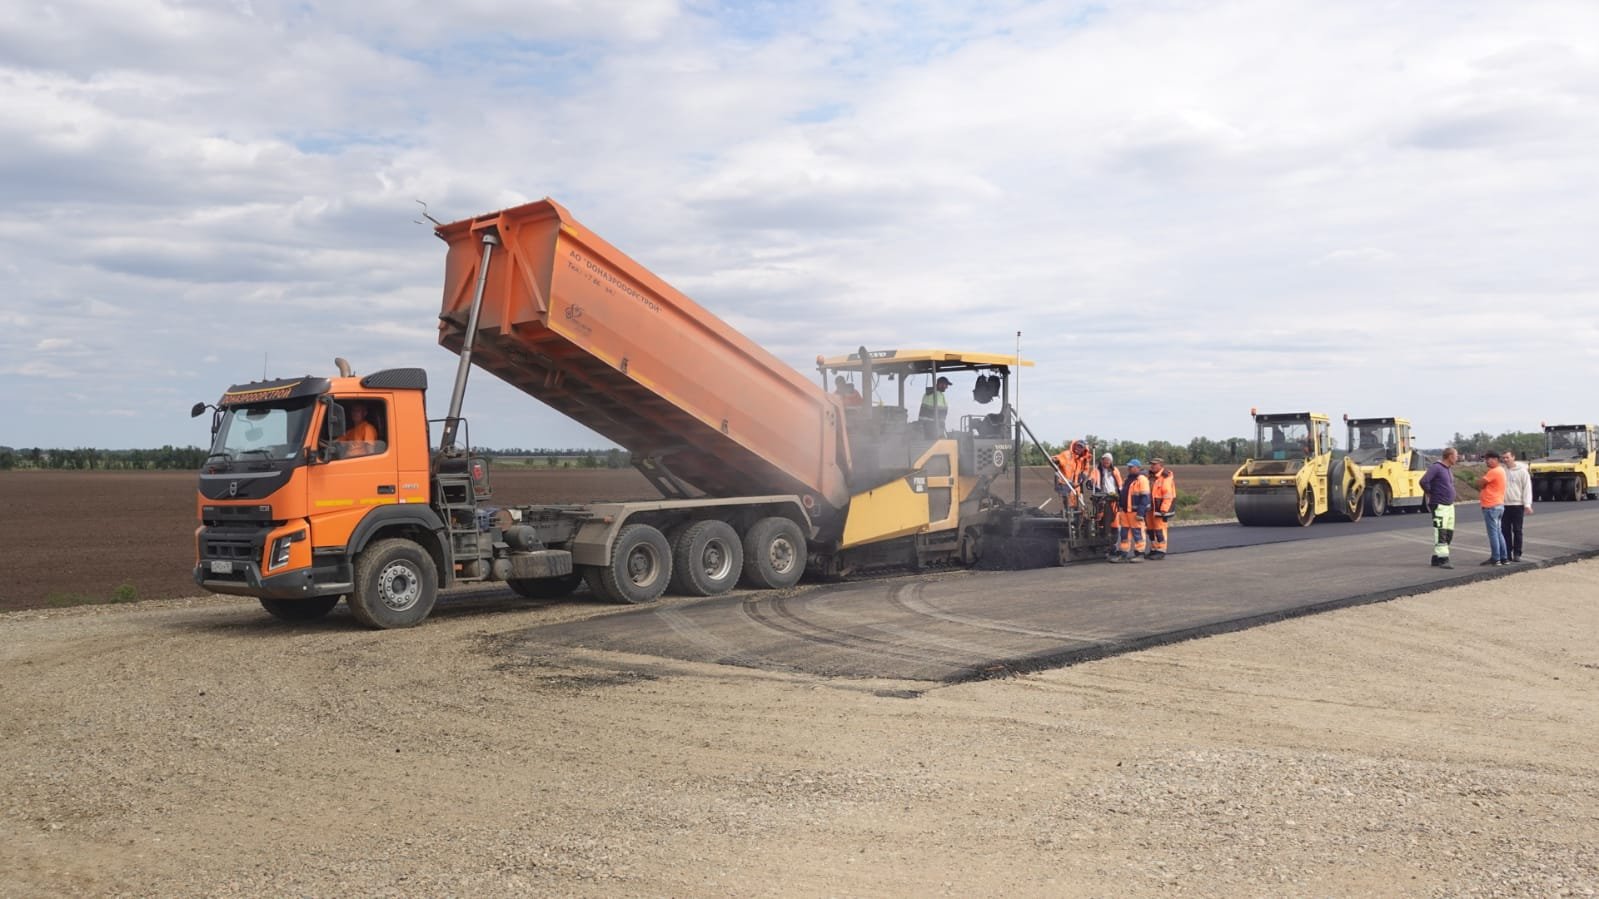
[741,517,807,589]
[348,538,438,629]
[1366,482,1389,517]
[670,520,743,596]
[259,596,340,621]
[1576,475,1588,501]
[507,573,582,599]
[589,523,671,604]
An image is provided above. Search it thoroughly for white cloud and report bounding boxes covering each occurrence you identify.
[1,0,1596,452]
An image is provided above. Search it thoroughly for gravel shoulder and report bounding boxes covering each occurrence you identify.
[3,564,1597,897]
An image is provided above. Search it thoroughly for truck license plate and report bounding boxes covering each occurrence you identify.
[210,560,234,574]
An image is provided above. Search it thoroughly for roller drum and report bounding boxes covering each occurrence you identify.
[1234,487,1312,527]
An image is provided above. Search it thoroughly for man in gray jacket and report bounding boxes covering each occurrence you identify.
[1500,449,1534,562]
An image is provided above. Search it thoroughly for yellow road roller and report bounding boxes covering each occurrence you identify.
[1233,410,1365,526]
[1530,422,1599,502]
[1343,415,1428,516]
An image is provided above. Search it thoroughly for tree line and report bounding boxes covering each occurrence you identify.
[480,448,632,469]
[1445,431,1544,461]
[1,430,1552,473]
[0,446,211,470]
[1019,428,1551,468]
[1019,435,1251,467]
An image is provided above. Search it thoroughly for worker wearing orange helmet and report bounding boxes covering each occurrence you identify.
[1110,459,1151,563]
[1145,457,1176,559]
[1053,439,1093,509]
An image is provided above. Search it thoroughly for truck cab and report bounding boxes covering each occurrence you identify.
[193,367,450,626]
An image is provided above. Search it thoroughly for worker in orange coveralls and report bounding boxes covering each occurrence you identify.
[1053,439,1093,509]
[1144,457,1177,560]
[1109,459,1150,563]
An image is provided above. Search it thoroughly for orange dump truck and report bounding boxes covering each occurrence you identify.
[192,199,1074,628]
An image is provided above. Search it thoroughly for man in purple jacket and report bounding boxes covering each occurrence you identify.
[1419,447,1458,569]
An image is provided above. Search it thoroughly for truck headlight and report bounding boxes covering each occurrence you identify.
[268,530,306,571]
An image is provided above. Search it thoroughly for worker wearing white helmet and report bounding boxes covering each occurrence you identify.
[1090,452,1121,495]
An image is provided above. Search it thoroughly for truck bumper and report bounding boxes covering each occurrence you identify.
[193,558,354,600]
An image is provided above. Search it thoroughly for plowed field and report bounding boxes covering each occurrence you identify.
[0,465,1238,611]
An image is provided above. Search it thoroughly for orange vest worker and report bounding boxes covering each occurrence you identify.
[1054,440,1093,507]
[1112,461,1150,562]
[1145,459,1176,559]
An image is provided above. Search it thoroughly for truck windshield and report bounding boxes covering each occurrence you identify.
[1546,428,1590,460]
[1257,421,1310,461]
[209,400,314,467]
[1348,423,1396,465]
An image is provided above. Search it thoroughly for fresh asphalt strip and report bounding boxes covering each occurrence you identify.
[511,503,1599,683]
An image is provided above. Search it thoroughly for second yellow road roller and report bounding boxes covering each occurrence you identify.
[1343,415,1428,516]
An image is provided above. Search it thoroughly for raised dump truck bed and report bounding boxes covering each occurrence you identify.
[435,200,849,518]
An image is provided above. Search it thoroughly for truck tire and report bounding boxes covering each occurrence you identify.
[259,596,340,621]
[741,517,807,589]
[508,573,582,599]
[1577,475,1589,501]
[670,519,743,597]
[347,538,438,629]
[587,523,672,604]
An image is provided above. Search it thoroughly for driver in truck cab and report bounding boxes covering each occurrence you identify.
[337,401,382,457]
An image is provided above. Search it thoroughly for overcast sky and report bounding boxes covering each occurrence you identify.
[3,0,1596,452]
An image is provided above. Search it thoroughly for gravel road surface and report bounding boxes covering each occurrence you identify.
[3,563,1597,897]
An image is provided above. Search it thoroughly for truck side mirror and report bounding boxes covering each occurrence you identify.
[190,402,207,418]
[323,396,347,440]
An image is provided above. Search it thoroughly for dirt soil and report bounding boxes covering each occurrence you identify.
[0,465,1239,612]
[2,561,1596,896]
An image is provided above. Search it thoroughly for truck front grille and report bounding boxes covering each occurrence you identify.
[200,529,260,562]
